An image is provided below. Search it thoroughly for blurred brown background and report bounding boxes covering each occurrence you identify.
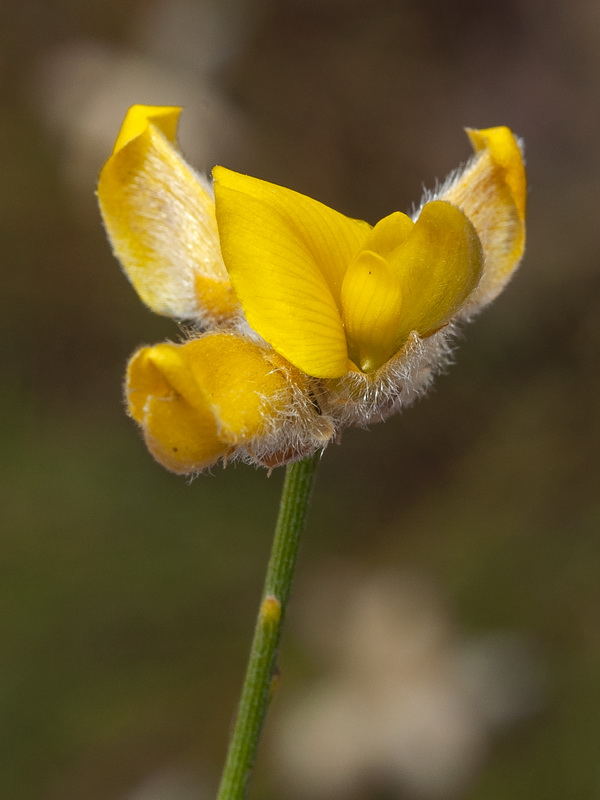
[3,0,600,798]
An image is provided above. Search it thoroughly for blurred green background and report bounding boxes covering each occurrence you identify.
[3,0,600,798]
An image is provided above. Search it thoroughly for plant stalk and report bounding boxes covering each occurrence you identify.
[216,452,320,800]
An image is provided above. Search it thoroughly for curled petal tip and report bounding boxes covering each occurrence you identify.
[112,105,182,155]
[465,126,526,222]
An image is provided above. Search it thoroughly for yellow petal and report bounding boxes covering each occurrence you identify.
[363,211,414,256]
[143,394,227,474]
[341,250,403,373]
[213,166,371,378]
[388,200,483,343]
[178,335,293,444]
[127,345,227,473]
[126,334,295,473]
[129,342,209,418]
[467,127,526,222]
[440,126,526,309]
[127,344,173,423]
[98,105,238,323]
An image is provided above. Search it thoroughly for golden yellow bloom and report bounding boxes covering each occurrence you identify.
[98,105,526,473]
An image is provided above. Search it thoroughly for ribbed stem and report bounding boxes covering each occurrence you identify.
[216,452,320,800]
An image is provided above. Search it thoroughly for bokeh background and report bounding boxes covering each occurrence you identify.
[3,0,600,798]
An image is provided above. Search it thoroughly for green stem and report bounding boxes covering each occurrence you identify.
[216,452,320,800]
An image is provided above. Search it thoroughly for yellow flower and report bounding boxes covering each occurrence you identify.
[98,105,526,473]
